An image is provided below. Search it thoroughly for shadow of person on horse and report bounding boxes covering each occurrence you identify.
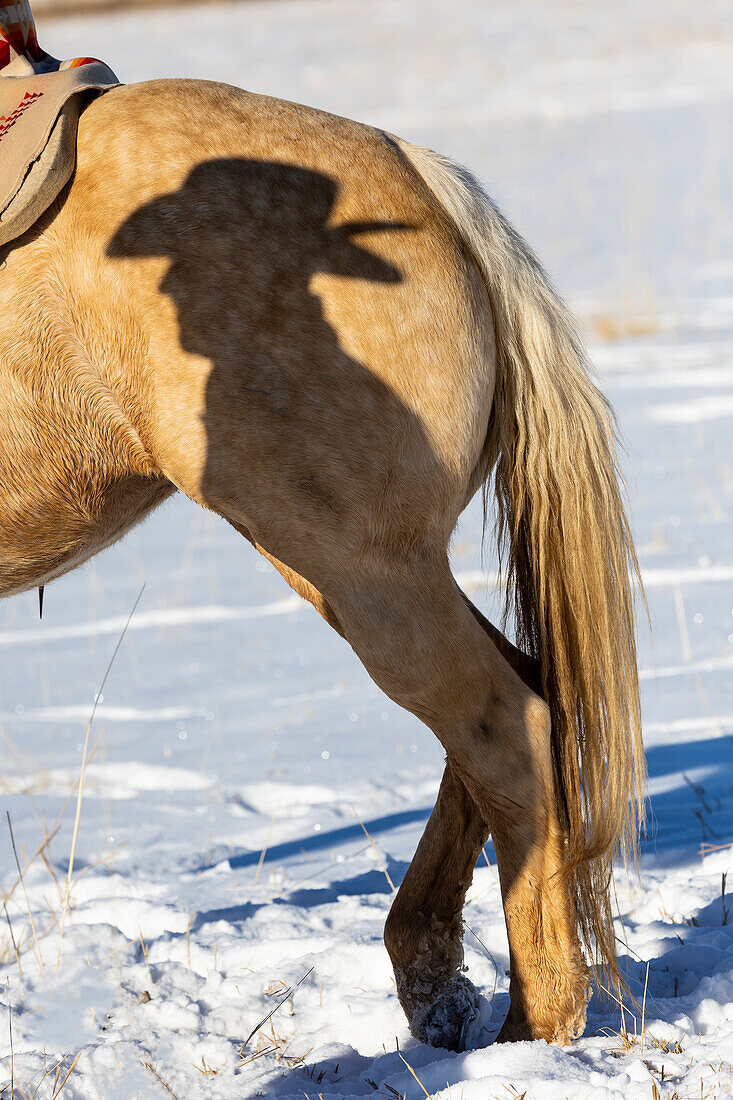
[107,155,443,597]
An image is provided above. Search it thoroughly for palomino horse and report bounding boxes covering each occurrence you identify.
[0,79,644,1050]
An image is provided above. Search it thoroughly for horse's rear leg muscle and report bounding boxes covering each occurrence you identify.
[230,519,344,635]
[456,584,542,696]
[329,561,589,1046]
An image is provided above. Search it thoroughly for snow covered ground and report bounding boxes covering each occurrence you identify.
[1,1,732,1096]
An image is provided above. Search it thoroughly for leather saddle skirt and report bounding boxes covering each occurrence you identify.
[0,4,118,246]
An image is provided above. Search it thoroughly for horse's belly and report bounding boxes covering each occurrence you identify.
[0,258,174,599]
[0,472,173,598]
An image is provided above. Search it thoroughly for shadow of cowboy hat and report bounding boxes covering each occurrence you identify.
[107,157,415,285]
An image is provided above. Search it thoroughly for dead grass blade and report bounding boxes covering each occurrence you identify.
[6,813,43,973]
[144,1061,179,1098]
[397,1052,431,1098]
[1,826,61,914]
[3,904,22,978]
[350,804,395,891]
[57,585,145,964]
[240,966,314,1054]
[50,1052,82,1098]
[8,998,14,1100]
[253,803,281,888]
[463,919,499,1004]
[640,960,650,1055]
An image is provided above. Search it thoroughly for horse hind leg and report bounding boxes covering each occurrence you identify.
[328,559,589,1047]
[223,519,588,1045]
[230,519,344,634]
[384,760,489,1049]
[233,537,491,1048]
[385,591,573,1050]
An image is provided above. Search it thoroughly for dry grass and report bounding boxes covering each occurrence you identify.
[599,974,694,1100]
[601,976,686,1061]
[351,805,395,892]
[0,591,143,982]
[6,815,43,974]
[0,591,149,1100]
[252,804,281,889]
[238,966,314,1071]
[239,1022,312,1072]
[589,312,660,342]
[0,826,68,975]
[397,1052,432,1098]
[57,587,145,962]
[0,805,128,976]
[1,1048,83,1100]
[144,1061,179,1098]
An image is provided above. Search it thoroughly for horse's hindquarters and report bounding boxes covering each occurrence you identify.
[1,79,495,596]
[0,78,632,1047]
[57,81,495,582]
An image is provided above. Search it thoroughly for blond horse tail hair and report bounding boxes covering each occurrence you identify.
[398,139,645,982]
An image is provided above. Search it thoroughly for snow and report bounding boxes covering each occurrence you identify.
[1,0,732,1096]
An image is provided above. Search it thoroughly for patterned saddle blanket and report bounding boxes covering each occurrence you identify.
[0,2,118,247]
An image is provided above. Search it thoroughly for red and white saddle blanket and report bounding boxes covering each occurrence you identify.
[0,1,118,246]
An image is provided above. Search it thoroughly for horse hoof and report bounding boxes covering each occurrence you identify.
[496,991,588,1045]
[411,975,481,1051]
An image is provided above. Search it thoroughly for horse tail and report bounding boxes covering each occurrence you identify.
[397,139,644,982]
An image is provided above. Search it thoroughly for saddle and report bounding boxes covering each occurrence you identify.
[0,2,118,247]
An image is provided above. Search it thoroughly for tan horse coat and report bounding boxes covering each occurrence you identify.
[0,79,643,1049]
